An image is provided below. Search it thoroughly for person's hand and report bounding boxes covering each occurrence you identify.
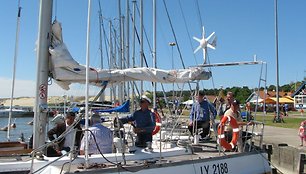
[188,121,193,126]
[247,121,254,126]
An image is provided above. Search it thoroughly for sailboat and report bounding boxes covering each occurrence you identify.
[0,1,272,174]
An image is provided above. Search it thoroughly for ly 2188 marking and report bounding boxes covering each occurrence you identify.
[200,162,228,174]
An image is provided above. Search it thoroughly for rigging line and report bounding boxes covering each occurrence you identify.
[7,0,22,141]
[162,0,193,91]
[128,10,150,69]
[98,0,104,69]
[206,53,217,96]
[135,3,153,56]
[98,0,111,68]
[194,0,203,30]
[178,0,205,93]
[129,8,173,110]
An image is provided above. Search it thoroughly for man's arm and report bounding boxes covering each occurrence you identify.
[119,113,135,124]
[47,125,58,141]
[209,103,217,119]
[189,104,195,121]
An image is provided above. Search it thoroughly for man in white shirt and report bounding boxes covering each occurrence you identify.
[80,114,113,155]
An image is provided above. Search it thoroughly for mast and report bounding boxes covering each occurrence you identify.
[152,0,156,108]
[7,0,22,141]
[109,20,113,102]
[118,0,123,104]
[33,0,53,149]
[98,0,105,101]
[131,0,136,111]
[84,0,92,167]
[274,0,280,122]
[140,0,143,94]
[126,0,130,102]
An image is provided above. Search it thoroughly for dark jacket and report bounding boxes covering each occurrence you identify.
[47,122,82,150]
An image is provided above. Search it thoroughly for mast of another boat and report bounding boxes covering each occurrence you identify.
[7,0,22,141]
[97,0,105,102]
[33,0,53,149]
[84,0,92,167]
[131,0,136,112]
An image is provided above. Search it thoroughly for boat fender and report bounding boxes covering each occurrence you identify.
[217,115,239,150]
[152,111,161,135]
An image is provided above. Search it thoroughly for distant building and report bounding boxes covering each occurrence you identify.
[291,81,306,109]
[246,90,292,103]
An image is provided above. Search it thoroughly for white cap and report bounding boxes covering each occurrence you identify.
[141,95,152,104]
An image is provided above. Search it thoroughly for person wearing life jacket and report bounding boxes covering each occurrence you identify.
[223,99,253,152]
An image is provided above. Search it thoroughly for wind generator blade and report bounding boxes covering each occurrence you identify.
[206,32,215,41]
[207,43,215,50]
[193,45,202,53]
[193,36,201,43]
[202,26,205,37]
[211,36,217,48]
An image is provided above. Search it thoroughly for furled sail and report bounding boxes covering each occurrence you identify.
[49,21,211,90]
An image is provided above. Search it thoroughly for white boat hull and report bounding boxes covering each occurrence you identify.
[0,147,271,174]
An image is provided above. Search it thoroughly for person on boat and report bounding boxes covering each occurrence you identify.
[116,95,156,148]
[188,91,217,140]
[80,113,113,155]
[217,91,234,117]
[224,100,253,152]
[47,112,82,157]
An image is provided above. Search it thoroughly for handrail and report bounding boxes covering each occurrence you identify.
[29,114,82,174]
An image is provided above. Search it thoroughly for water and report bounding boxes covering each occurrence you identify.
[0,116,51,142]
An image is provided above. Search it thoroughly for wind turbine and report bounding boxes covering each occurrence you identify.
[193,26,216,64]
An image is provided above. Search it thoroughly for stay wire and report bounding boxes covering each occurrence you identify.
[162,0,192,91]
[178,0,205,94]
[194,0,203,29]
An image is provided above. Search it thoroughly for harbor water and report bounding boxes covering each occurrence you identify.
[0,116,53,142]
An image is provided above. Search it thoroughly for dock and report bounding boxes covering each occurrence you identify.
[263,125,306,174]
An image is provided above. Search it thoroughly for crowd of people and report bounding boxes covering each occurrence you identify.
[45,95,156,157]
[44,90,256,156]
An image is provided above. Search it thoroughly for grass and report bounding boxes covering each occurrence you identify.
[253,112,306,129]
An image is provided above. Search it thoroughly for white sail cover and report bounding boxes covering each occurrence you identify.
[49,21,211,90]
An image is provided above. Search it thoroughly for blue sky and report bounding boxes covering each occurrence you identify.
[0,0,305,98]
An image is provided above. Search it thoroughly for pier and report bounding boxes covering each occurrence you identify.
[263,125,306,174]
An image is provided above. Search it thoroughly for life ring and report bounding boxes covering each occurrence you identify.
[152,111,161,135]
[217,115,239,150]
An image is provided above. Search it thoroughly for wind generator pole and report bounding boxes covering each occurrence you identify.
[33,0,53,149]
